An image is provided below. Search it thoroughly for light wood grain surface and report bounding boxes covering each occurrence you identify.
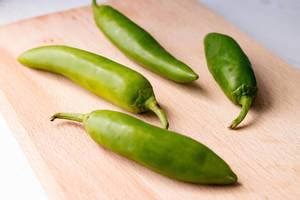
[0,0,299,199]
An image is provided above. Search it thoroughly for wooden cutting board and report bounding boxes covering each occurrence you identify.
[0,0,299,199]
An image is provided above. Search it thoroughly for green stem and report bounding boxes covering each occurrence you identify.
[145,97,169,129]
[229,96,253,129]
[50,112,85,123]
[92,0,98,7]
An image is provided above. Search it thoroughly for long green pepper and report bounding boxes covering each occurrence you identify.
[92,0,198,83]
[204,33,257,129]
[18,45,169,128]
[51,110,237,185]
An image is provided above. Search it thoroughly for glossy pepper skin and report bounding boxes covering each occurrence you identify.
[51,110,238,185]
[92,0,198,83]
[204,33,257,129]
[18,45,168,128]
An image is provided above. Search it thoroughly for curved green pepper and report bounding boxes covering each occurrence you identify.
[92,0,198,83]
[18,45,168,128]
[204,33,257,129]
[51,110,237,185]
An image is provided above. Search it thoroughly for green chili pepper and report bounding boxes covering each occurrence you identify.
[51,109,237,185]
[204,33,257,129]
[18,45,168,128]
[92,0,198,83]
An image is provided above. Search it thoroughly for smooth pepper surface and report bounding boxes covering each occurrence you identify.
[92,0,198,83]
[18,45,168,128]
[204,33,257,129]
[51,110,238,185]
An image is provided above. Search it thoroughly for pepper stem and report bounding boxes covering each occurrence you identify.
[145,97,169,129]
[229,96,253,129]
[92,0,98,7]
[50,112,85,123]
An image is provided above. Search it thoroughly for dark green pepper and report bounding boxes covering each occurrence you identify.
[18,45,168,128]
[51,109,237,185]
[92,0,198,83]
[204,33,257,129]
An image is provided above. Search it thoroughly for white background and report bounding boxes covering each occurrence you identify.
[0,0,299,199]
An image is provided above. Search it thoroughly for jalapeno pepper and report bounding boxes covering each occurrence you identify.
[51,109,237,185]
[92,0,198,83]
[204,33,257,129]
[18,45,168,128]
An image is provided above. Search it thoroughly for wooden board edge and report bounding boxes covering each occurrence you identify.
[0,90,64,199]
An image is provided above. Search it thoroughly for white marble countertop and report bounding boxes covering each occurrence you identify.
[0,0,299,199]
